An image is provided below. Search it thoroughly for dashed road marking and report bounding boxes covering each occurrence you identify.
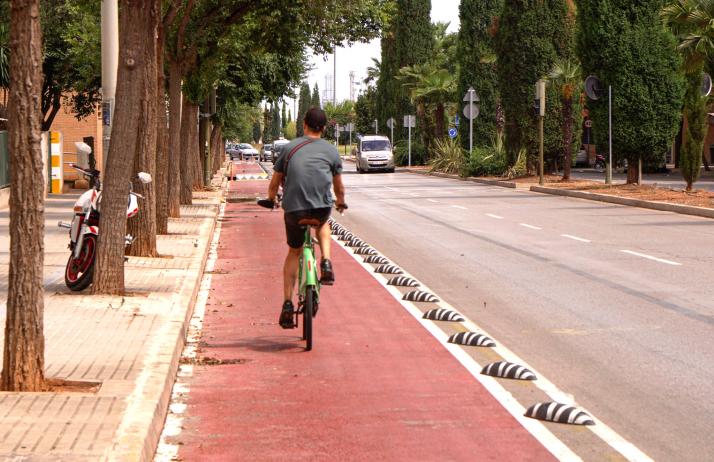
[427,199,440,203]
[485,213,504,219]
[620,250,681,266]
[561,234,591,243]
[451,205,468,210]
[520,223,542,230]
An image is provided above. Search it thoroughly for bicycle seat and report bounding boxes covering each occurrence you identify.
[298,218,322,226]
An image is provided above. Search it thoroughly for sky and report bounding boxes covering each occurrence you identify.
[284,0,461,116]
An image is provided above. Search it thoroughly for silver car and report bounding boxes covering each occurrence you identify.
[356,136,395,173]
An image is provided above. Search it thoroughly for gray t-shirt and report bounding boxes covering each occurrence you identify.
[274,137,343,213]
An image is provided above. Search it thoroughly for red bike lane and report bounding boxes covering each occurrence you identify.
[175,164,556,461]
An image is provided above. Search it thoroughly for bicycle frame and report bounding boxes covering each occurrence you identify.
[298,226,320,301]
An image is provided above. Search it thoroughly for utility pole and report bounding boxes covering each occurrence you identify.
[101,0,118,171]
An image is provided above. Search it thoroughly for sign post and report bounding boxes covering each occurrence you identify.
[462,87,480,155]
[404,115,416,167]
[374,119,378,135]
[535,80,546,186]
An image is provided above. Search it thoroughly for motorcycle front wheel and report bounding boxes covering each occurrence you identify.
[65,234,96,291]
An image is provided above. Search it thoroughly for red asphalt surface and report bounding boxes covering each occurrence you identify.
[175,161,555,461]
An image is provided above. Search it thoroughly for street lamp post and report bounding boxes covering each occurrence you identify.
[101,0,118,170]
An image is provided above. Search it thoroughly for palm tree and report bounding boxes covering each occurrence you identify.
[662,0,713,185]
[397,64,457,146]
[364,58,381,86]
[549,58,582,181]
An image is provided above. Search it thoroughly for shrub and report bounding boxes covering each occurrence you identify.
[394,140,426,166]
[430,138,467,175]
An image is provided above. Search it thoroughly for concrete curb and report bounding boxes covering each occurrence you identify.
[402,168,518,188]
[530,185,714,219]
[107,181,224,462]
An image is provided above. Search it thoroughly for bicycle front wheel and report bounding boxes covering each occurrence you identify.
[303,287,314,351]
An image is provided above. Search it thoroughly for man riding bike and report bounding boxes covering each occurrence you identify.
[265,107,347,329]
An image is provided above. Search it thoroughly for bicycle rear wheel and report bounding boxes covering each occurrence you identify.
[303,287,314,351]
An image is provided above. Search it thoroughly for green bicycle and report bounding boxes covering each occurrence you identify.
[258,198,347,351]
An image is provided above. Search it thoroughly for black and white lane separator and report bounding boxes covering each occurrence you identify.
[423,308,465,322]
[525,402,595,426]
[374,264,403,275]
[387,276,420,287]
[481,361,536,380]
[353,247,377,255]
[403,290,439,303]
[331,219,654,462]
[448,331,496,348]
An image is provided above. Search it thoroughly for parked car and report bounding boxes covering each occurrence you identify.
[260,144,273,162]
[226,143,241,159]
[237,143,259,160]
[355,135,395,173]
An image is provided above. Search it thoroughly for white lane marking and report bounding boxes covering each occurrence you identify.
[451,205,468,210]
[427,199,440,203]
[333,228,654,462]
[408,193,421,197]
[561,234,591,243]
[485,213,504,219]
[520,223,542,230]
[620,250,682,266]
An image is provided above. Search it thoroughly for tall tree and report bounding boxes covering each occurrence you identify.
[311,82,321,108]
[456,0,502,148]
[377,24,397,137]
[549,58,582,181]
[662,0,714,188]
[281,100,287,128]
[2,0,46,392]
[296,82,310,137]
[355,85,378,135]
[578,0,684,183]
[394,0,433,140]
[271,102,281,139]
[263,104,273,143]
[252,121,261,143]
[93,0,159,294]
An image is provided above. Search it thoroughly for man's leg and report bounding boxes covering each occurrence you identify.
[317,221,335,284]
[283,247,301,302]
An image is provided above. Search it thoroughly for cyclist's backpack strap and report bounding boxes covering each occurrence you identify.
[282,139,315,186]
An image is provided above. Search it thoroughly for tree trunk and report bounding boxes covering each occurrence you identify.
[626,158,639,184]
[2,0,47,392]
[180,97,196,203]
[155,20,169,235]
[210,122,223,177]
[93,0,158,295]
[434,103,445,141]
[562,98,573,181]
[167,60,182,217]
[126,6,159,257]
[193,107,205,190]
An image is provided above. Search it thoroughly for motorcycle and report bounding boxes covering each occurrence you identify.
[58,164,152,291]
[594,154,606,171]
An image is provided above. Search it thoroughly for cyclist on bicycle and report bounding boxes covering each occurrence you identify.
[266,107,346,329]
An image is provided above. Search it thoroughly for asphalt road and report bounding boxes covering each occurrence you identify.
[337,166,714,462]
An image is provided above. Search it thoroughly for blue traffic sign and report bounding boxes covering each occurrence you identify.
[454,114,460,126]
[448,128,458,139]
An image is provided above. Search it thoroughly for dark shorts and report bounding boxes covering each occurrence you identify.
[284,208,331,249]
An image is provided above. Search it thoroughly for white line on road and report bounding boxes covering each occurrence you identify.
[451,205,468,210]
[520,223,542,230]
[427,199,440,203]
[407,193,421,197]
[485,213,504,219]
[561,234,591,243]
[620,250,682,266]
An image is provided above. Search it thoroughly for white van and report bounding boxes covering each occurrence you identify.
[355,135,395,173]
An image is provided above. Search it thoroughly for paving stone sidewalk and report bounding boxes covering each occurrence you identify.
[0,173,225,462]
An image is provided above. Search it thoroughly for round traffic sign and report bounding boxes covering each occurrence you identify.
[448,128,457,139]
[463,103,480,120]
[584,120,592,128]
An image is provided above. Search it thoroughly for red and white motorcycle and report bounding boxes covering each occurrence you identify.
[58,164,152,291]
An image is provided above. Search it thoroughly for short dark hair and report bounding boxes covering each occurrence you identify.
[304,107,327,132]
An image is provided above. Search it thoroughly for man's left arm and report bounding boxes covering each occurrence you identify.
[333,174,346,209]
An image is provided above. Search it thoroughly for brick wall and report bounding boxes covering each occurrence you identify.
[51,101,103,184]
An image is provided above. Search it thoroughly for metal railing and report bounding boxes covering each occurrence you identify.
[0,131,9,188]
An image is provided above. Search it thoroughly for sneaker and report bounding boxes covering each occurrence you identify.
[320,259,335,285]
[279,300,295,329]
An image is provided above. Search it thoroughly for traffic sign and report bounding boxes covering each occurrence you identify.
[386,117,396,129]
[463,104,479,120]
[403,115,416,128]
[584,120,592,128]
[463,87,480,103]
[454,114,460,127]
[448,128,457,139]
